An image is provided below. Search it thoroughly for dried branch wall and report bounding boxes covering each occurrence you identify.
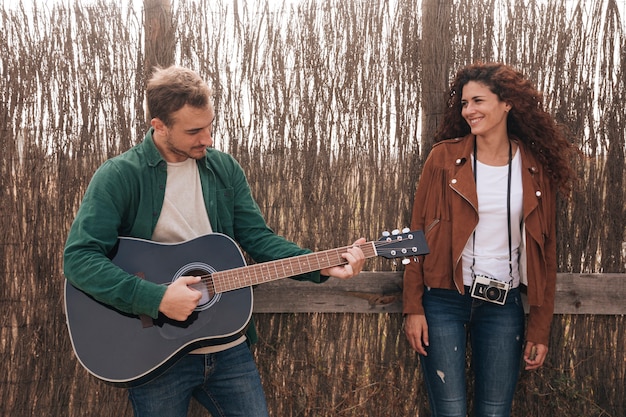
[1,0,624,416]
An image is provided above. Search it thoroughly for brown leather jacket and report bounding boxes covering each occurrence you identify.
[403,134,557,346]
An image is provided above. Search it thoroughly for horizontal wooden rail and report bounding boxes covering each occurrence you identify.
[252,272,626,315]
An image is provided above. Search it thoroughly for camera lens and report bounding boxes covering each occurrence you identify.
[485,286,502,301]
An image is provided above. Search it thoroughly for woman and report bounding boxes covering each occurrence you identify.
[403,62,576,417]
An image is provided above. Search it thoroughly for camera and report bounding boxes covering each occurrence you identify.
[470,275,509,305]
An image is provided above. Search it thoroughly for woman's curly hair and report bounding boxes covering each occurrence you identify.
[435,62,577,194]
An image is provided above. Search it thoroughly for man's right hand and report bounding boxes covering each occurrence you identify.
[158,275,202,321]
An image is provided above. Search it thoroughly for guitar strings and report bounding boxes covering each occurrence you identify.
[184,238,417,295]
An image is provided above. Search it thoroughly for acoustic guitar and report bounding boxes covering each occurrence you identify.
[65,230,428,387]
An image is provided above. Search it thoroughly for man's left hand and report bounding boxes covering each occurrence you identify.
[320,238,366,279]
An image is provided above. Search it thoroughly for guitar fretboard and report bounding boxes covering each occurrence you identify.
[211,242,377,293]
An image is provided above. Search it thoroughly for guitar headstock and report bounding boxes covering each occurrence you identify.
[375,228,429,264]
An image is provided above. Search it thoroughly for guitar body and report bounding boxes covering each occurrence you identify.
[64,233,252,387]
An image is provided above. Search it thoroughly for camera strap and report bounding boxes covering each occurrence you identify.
[471,138,514,282]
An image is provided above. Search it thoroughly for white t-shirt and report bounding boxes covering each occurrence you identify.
[152,158,213,243]
[153,158,246,353]
[462,149,523,288]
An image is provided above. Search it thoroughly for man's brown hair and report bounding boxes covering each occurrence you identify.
[146,66,213,127]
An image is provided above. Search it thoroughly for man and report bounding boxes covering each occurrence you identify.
[64,66,365,417]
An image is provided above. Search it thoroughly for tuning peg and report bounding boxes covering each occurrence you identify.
[402,227,410,233]
[382,231,390,237]
[392,229,400,235]
[402,258,411,265]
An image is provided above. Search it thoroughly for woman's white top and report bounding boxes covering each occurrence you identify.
[462,149,523,288]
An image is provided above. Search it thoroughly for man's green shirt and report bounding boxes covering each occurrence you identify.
[64,129,325,342]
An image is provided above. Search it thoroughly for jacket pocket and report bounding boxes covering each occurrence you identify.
[425,219,440,234]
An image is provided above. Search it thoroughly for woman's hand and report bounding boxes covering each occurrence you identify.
[404,313,429,355]
[524,341,548,370]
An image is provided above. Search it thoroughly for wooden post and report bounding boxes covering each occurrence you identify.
[419,0,453,153]
[143,0,175,77]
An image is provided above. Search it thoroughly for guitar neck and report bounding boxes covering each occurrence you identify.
[211,242,377,293]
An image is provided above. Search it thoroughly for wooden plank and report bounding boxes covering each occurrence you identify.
[252,272,403,314]
[553,273,626,314]
[251,272,626,315]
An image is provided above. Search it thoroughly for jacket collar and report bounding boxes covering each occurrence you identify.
[142,128,166,167]
[445,134,543,217]
[449,134,541,179]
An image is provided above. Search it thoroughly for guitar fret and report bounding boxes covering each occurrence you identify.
[258,264,271,284]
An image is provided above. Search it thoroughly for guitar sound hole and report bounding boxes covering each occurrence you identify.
[172,263,221,311]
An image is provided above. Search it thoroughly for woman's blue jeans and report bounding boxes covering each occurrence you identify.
[128,341,269,417]
[420,286,525,417]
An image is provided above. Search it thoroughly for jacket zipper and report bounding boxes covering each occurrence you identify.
[449,182,478,294]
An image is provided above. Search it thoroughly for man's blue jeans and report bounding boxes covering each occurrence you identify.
[420,286,525,417]
[128,341,269,417]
